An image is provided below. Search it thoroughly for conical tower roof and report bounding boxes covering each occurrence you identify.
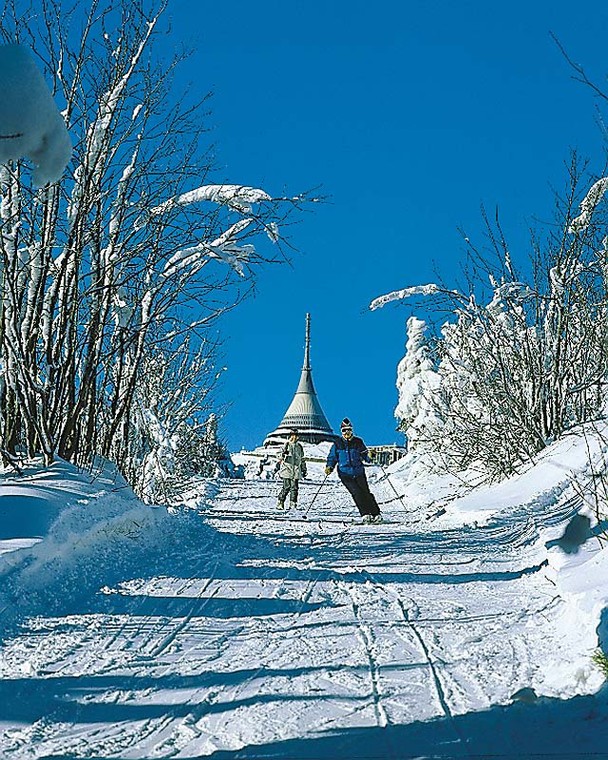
[264,314,338,446]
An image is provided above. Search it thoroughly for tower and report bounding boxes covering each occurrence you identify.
[264,314,338,446]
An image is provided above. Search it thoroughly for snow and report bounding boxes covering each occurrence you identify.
[569,177,608,233]
[157,201,269,279]
[0,45,71,185]
[394,316,441,450]
[151,184,272,216]
[369,283,442,311]
[486,281,533,315]
[433,427,608,525]
[161,236,255,279]
[1,436,608,758]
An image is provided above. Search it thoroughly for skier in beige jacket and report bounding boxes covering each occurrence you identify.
[277,429,307,509]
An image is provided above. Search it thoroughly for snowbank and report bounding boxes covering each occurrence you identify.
[386,425,608,677]
[385,425,608,526]
[0,458,216,637]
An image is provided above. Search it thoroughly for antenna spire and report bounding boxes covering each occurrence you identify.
[304,313,311,370]
[263,312,337,445]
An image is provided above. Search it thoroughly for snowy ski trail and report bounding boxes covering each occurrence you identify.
[0,476,603,758]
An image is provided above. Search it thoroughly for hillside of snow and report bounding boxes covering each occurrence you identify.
[1,432,608,758]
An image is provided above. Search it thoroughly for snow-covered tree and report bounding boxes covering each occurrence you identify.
[372,163,608,480]
[0,0,305,485]
[121,333,217,501]
[395,316,441,451]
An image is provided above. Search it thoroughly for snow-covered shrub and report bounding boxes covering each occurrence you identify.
[118,337,235,503]
[376,161,608,480]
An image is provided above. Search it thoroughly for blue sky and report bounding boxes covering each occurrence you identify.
[170,0,607,452]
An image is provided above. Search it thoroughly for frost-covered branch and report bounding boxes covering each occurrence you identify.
[150,184,272,216]
[369,283,463,311]
[568,177,608,233]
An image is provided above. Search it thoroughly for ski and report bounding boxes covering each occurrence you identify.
[204,510,398,526]
[300,515,398,525]
[275,515,352,525]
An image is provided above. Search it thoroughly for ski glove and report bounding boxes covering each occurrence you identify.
[325,466,333,476]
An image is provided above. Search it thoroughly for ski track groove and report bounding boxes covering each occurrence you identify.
[93,567,210,672]
[348,562,481,755]
[200,473,561,753]
[85,527,224,679]
[110,557,210,664]
[143,523,357,758]
[146,577,220,661]
[87,714,171,760]
[342,583,390,729]
[394,596,469,755]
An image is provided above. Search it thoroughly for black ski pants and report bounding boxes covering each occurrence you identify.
[338,471,380,517]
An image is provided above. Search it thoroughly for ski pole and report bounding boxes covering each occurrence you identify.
[302,471,330,519]
[378,462,412,515]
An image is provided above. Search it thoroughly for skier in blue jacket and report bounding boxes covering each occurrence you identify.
[325,418,382,524]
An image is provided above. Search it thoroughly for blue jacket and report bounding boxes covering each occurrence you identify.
[327,436,370,477]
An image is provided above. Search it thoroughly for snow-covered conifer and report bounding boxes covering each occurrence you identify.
[395,317,441,450]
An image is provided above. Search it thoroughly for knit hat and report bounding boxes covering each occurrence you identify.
[340,418,353,433]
